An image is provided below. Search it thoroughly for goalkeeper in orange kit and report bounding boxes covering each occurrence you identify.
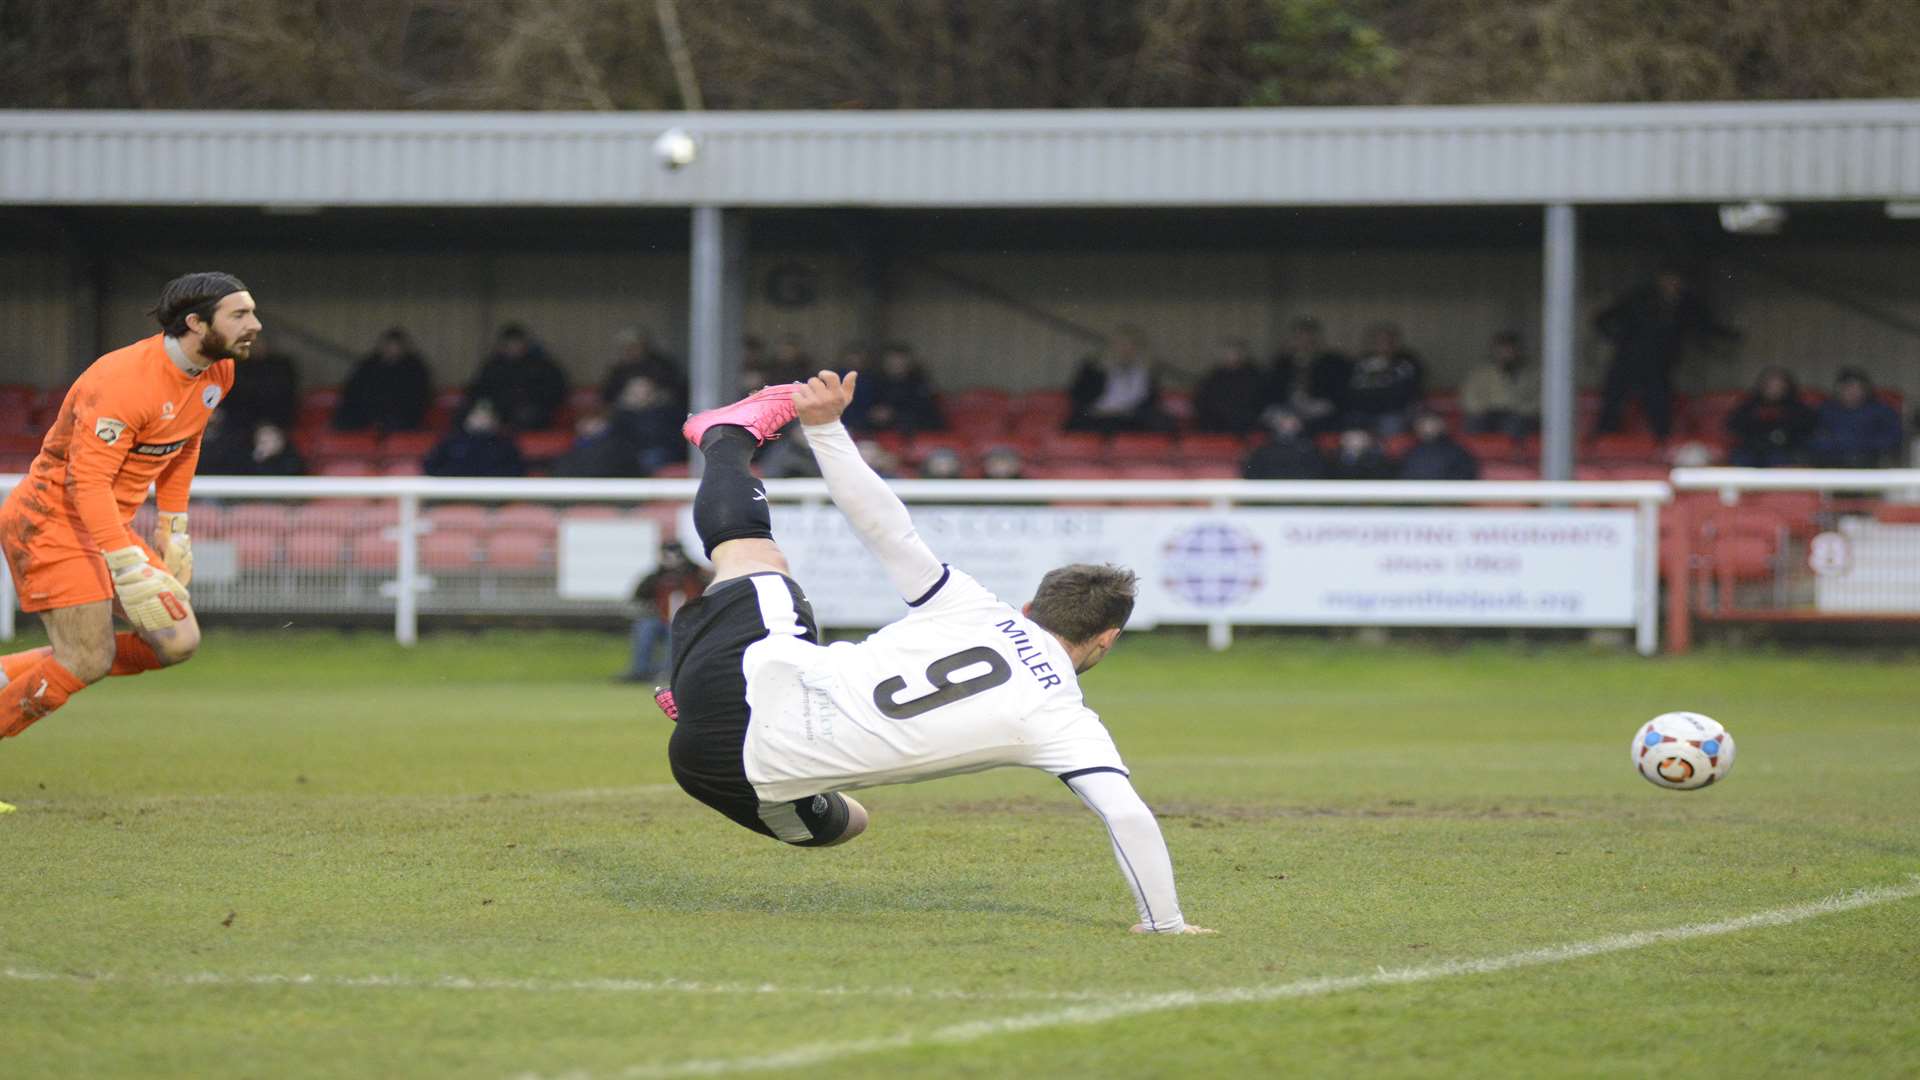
[0,273,261,799]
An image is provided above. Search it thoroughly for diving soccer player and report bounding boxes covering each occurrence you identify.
[661,370,1210,934]
[0,272,259,749]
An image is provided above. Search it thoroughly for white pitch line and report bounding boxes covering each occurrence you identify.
[568,876,1920,1080]
[0,967,1126,1005]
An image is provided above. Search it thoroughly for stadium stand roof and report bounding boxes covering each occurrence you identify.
[2,101,1917,208]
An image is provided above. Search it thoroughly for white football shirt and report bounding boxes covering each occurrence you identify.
[740,568,1129,802]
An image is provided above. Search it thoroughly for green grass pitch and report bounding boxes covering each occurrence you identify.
[2,629,1916,1079]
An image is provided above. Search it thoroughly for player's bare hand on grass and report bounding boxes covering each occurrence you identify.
[1133,923,1217,935]
[794,370,858,426]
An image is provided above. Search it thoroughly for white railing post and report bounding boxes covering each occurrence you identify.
[0,549,14,642]
[1208,496,1234,651]
[395,490,420,646]
[1635,496,1661,655]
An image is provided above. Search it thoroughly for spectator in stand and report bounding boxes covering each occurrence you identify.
[599,326,684,410]
[1343,322,1425,436]
[202,413,306,476]
[1461,330,1541,439]
[221,349,300,432]
[1725,367,1816,468]
[1270,316,1351,435]
[1594,266,1739,441]
[1067,325,1169,433]
[981,446,1026,480]
[553,375,686,478]
[859,438,904,479]
[920,447,965,480]
[766,334,814,384]
[616,541,710,683]
[852,342,944,435]
[424,399,525,477]
[1327,427,1396,480]
[1399,411,1481,481]
[334,327,432,433]
[466,323,567,431]
[608,373,687,475]
[1241,409,1326,480]
[1192,338,1271,434]
[1809,369,1904,468]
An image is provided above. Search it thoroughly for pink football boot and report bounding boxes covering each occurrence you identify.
[681,383,804,448]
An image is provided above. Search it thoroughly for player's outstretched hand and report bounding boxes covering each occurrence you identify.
[1132,923,1218,935]
[794,370,858,427]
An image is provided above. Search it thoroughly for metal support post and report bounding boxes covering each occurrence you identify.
[690,206,748,418]
[1540,204,1580,483]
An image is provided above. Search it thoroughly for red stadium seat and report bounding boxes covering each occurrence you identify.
[290,502,359,536]
[1029,461,1118,480]
[1009,391,1072,430]
[383,459,423,476]
[945,388,1010,412]
[1585,432,1663,462]
[224,503,293,535]
[1458,433,1522,462]
[420,530,482,570]
[1741,491,1824,538]
[945,406,1009,440]
[1108,433,1176,464]
[1116,463,1187,480]
[381,431,438,458]
[1481,462,1542,482]
[652,462,691,478]
[317,458,377,477]
[1037,431,1105,461]
[516,431,573,461]
[561,505,623,522]
[1876,504,1920,524]
[1184,459,1243,479]
[1178,434,1247,462]
[426,503,492,532]
[231,533,281,569]
[349,529,398,570]
[0,454,35,475]
[491,503,559,535]
[284,532,347,569]
[305,432,383,459]
[486,531,551,570]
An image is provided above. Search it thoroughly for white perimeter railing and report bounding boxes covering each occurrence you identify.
[0,475,1670,653]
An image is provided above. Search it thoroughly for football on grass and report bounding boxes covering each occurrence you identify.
[1631,711,1736,790]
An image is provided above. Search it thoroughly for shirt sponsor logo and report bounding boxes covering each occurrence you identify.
[202,385,222,409]
[161,401,176,419]
[131,439,188,457]
[94,417,128,446]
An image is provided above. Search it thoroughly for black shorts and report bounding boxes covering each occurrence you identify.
[665,572,851,846]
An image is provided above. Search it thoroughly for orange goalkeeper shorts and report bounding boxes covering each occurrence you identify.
[0,484,161,615]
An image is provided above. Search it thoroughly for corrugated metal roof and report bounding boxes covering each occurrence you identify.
[2,102,1916,207]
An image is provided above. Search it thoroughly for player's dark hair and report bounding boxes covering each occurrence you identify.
[151,272,248,337]
[1028,563,1137,644]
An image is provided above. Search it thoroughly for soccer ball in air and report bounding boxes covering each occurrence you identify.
[1630,712,1735,790]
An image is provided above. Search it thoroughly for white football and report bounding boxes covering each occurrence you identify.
[1631,711,1735,790]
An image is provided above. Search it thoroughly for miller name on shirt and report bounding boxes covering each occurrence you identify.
[995,618,1063,689]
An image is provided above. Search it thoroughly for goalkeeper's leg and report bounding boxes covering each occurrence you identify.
[0,601,112,738]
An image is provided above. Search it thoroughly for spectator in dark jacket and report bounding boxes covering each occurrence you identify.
[424,399,526,477]
[1726,367,1816,467]
[334,327,432,433]
[221,349,301,431]
[599,326,684,410]
[202,414,306,476]
[1594,267,1739,440]
[1067,326,1169,433]
[1343,322,1425,436]
[1192,339,1271,434]
[1399,411,1481,481]
[1271,316,1351,435]
[852,343,944,435]
[607,373,687,475]
[617,542,711,682]
[1242,409,1327,479]
[1327,427,1397,480]
[466,324,567,431]
[1810,369,1904,468]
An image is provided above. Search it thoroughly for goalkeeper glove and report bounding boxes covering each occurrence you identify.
[152,511,193,586]
[105,546,191,633]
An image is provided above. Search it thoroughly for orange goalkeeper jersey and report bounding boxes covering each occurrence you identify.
[8,334,233,554]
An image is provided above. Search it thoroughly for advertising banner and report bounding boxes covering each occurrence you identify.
[691,505,1640,629]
